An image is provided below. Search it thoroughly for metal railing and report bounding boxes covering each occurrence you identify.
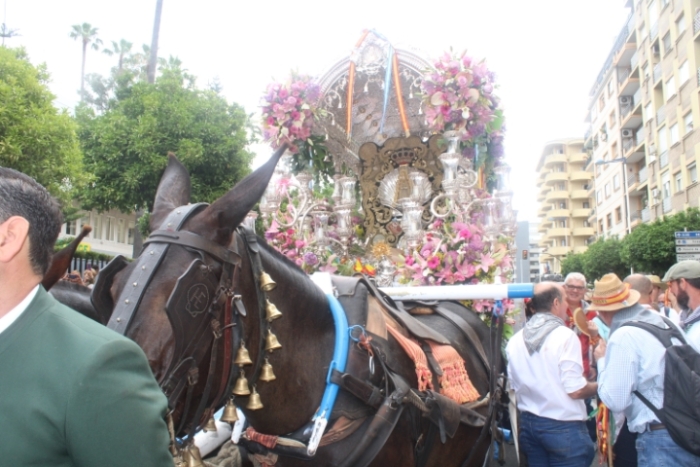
[656,105,666,125]
[630,51,639,70]
[618,67,632,84]
[695,10,700,34]
[630,210,642,222]
[636,128,645,146]
[627,172,638,187]
[642,208,651,222]
[697,67,700,86]
[633,88,642,107]
[663,197,672,213]
[639,166,648,183]
[649,23,659,41]
[653,63,663,83]
[660,151,669,168]
[621,102,633,119]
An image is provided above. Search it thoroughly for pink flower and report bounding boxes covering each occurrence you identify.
[427,256,441,270]
[478,253,495,273]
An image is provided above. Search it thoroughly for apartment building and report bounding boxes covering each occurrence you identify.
[59,209,137,258]
[536,139,595,273]
[584,0,700,238]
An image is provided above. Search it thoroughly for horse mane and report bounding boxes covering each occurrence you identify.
[252,233,329,305]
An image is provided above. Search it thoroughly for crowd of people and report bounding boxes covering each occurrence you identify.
[508,268,700,467]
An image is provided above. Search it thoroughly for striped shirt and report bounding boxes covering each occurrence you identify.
[597,304,682,433]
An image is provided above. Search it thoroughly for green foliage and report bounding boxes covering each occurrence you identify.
[620,208,700,275]
[581,236,628,281]
[560,253,585,277]
[0,47,86,209]
[76,61,255,213]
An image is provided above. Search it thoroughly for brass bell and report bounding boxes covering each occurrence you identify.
[220,398,239,423]
[234,341,253,366]
[232,370,251,396]
[259,271,277,292]
[247,386,264,410]
[265,329,282,352]
[265,299,283,322]
[259,358,276,382]
[183,444,205,467]
[203,416,217,432]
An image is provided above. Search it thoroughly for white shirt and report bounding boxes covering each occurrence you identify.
[506,325,588,421]
[686,321,700,353]
[0,285,39,336]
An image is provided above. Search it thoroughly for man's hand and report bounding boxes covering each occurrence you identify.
[587,320,599,338]
[593,338,607,363]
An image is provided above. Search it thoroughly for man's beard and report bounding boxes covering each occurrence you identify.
[677,288,690,310]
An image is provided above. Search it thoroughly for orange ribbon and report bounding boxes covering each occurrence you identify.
[391,52,410,137]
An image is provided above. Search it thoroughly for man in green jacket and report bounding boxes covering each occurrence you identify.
[0,168,173,466]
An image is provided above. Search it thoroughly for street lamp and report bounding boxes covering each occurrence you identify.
[595,157,632,236]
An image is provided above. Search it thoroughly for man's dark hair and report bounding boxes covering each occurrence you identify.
[531,284,562,314]
[685,277,700,290]
[0,168,62,275]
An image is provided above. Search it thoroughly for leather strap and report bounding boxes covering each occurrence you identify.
[433,304,491,373]
[146,230,241,267]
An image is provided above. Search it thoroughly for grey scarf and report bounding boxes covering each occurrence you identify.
[523,312,565,355]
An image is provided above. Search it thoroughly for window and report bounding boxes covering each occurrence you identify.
[642,63,650,81]
[598,94,605,111]
[605,182,611,198]
[679,61,689,84]
[560,238,567,247]
[677,14,686,36]
[662,32,672,54]
[670,123,679,145]
[609,110,617,128]
[65,220,76,236]
[607,213,613,230]
[662,172,671,198]
[675,172,683,192]
[666,77,676,99]
[599,220,605,233]
[559,201,567,209]
[596,190,602,205]
[557,183,566,191]
[659,125,668,153]
[613,174,621,190]
[616,207,623,223]
[684,112,694,133]
[583,201,590,208]
[93,215,102,240]
[127,223,135,245]
[559,220,567,228]
[645,102,653,122]
[689,163,698,184]
[607,79,614,96]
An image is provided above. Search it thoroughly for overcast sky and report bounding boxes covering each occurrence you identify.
[4,0,630,222]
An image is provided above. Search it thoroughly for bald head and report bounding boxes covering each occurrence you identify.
[531,282,567,319]
[623,274,652,305]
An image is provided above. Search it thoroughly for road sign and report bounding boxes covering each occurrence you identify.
[677,246,700,253]
[675,231,700,238]
[676,239,700,245]
[676,253,700,261]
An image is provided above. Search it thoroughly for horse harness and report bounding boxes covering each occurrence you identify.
[93,203,248,441]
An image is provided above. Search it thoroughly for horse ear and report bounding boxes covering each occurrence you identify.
[42,225,92,291]
[194,145,287,234]
[150,153,191,230]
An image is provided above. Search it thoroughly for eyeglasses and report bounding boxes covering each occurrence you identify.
[564,284,586,291]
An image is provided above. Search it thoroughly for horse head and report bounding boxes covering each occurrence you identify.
[91,148,287,435]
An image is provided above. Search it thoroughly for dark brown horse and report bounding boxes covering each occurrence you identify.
[92,149,503,467]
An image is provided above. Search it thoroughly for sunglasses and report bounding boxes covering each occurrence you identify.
[565,284,586,291]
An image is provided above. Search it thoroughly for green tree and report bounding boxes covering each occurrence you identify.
[620,208,700,275]
[560,253,585,277]
[0,23,20,46]
[582,236,629,281]
[102,39,133,74]
[70,23,102,97]
[0,47,84,208]
[76,61,254,214]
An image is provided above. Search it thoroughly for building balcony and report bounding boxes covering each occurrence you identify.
[545,190,570,202]
[548,246,573,257]
[573,245,588,254]
[663,198,672,213]
[694,10,700,37]
[545,172,569,185]
[569,152,588,164]
[537,190,548,202]
[653,63,662,84]
[548,227,571,237]
[544,153,568,167]
[570,171,593,182]
[548,208,570,219]
[660,151,669,168]
[642,207,651,222]
[571,189,590,200]
[630,210,643,228]
[571,208,593,218]
[572,227,595,237]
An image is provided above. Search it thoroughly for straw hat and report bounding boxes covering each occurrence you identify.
[646,274,668,291]
[573,307,592,337]
[587,273,640,312]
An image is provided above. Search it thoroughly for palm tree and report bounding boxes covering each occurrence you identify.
[0,23,20,46]
[147,0,164,84]
[102,39,133,73]
[70,23,102,98]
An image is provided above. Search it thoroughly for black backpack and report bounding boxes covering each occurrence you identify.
[622,317,700,455]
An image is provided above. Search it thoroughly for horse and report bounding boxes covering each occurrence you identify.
[90,148,505,467]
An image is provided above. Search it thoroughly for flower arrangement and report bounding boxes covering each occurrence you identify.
[260,74,333,180]
[420,50,505,164]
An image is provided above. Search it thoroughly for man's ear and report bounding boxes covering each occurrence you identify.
[0,216,30,264]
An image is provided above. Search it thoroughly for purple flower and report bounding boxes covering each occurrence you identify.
[303,252,319,266]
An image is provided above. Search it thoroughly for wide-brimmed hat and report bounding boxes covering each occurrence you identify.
[587,273,640,312]
[573,307,592,336]
[646,274,668,291]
